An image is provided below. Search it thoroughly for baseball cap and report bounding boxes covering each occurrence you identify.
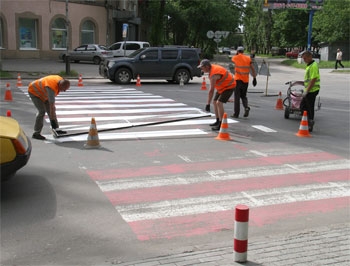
[197,59,211,68]
[237,46,244,51]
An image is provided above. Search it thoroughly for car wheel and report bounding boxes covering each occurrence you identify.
[115,68,132,84]
[93,56,101,65]
[174,69,190,84]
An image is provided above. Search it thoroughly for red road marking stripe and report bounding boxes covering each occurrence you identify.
[88,152,341,180]
[128,197,349,241]
[105,169,349,205]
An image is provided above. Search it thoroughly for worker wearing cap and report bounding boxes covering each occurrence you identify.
[198,59,236,131]
[28,75,70,140]
[231,46,257,118]
[292,50,320,132]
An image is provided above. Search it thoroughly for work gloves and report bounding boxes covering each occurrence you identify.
[205,104,210,112]
[252,77,257,87]
[51,119,67,135]
[50,119,59,129]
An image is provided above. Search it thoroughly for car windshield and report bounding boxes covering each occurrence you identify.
[128,48,148,58]
[98,45,109,50]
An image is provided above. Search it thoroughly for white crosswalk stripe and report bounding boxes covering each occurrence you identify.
[21,85,216,141]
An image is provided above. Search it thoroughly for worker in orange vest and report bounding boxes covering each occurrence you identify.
[28,75,70,140]
[231,46,257,118]
[198,59,236,131]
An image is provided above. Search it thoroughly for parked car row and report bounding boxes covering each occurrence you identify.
[286,49,320,59]
[59,41,150,64]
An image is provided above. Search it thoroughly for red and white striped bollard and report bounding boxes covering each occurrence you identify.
[234,204,249,262]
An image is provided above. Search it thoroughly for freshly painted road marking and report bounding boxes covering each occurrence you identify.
[252,125,277,132]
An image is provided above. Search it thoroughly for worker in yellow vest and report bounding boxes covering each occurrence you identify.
[292,51,321,132]
[28,75,70,140]
[231,46,257,118]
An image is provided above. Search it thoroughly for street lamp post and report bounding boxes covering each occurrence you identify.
[65,0,70,75]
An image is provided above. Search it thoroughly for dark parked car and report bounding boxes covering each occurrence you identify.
[0,116,31,181]
[271,47,286,56]
[59,44,113,65]
[99,47,202,84]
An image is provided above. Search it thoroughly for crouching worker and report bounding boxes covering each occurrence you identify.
[198,59,236,131]
[28,75,70,140]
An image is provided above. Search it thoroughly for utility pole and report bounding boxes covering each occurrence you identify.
[65,0,70,75]
[307,9,315,51]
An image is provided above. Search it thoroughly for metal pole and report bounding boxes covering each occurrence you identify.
[65,0,70,75]
[307,10,314,51]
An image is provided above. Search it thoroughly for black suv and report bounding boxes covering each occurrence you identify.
[99,47,202,84]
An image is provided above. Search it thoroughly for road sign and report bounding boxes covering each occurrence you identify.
[214,31,223,39]
[207,31,214,39]
[122,23,128,39]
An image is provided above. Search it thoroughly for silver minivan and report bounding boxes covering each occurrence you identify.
[108,41,150,57]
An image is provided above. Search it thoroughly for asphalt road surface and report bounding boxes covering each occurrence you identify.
[1,58,349,265]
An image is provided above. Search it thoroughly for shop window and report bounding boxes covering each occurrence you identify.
[0,18,3,48]
[19,18,37,49]
[51,18,67,49]
[81,20,95,44]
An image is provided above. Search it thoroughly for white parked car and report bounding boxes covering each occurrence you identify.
[108,41,150,57]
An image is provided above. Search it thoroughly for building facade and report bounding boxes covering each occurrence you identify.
[0,0,145,59]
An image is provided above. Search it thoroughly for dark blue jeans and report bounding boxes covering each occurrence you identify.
[300,90,319,121]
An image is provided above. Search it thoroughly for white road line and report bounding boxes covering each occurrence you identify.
[117,181,350,222]
[56,103,187,109]
[252,125,277,132]
[55,107,201,115]
[47,129,208,143]
[96,159,350,192]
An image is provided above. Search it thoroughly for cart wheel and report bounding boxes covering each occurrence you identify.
[284,107,290,119]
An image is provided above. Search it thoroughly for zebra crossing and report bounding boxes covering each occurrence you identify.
[86,144,350,241]
[21,85,232,141]
[21,85,350,241]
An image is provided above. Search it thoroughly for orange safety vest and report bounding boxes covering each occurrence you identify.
[28,75,62,102]
[232,53,251,83]
[209,64,236,94]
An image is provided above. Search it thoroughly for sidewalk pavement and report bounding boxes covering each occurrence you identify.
[116,223,349,266]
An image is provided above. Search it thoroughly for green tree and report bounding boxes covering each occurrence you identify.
[167,0,242,54]
[271,9,309,49]
[313,0,350,44]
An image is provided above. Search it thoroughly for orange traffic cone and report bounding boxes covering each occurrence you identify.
[84,117,101,149]
[16,73,23,87]
[215,113,232,141]
[4,83,13,101]
[296,111,311,137]
[275,91,284,110]
[201,77,207,90]
[136,74,141,86]
[78,74,84,87]
[6,110,11,117]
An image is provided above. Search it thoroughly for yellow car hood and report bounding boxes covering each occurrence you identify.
[0,116,20,139]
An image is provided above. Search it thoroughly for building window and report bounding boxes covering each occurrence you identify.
[51,18,67,49]
[0,17,3,48]
[19,18,37,49]
[81,20,95,44]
